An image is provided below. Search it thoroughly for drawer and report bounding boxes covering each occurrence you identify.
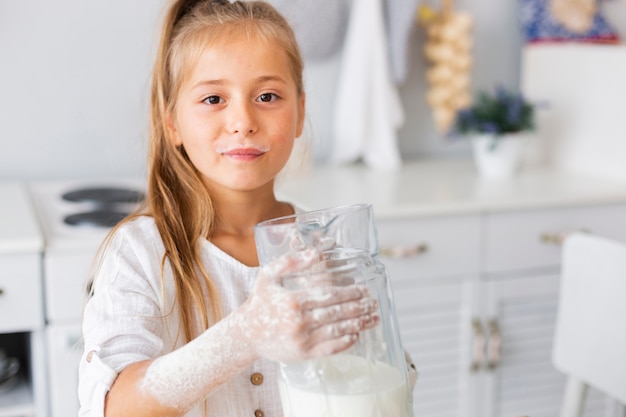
[484,203,626,274]
[44,251,94,323]
[0,253,43,332]
[376,214,481,282]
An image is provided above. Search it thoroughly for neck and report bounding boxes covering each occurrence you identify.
[212,192,290,236]
[205,183,294,267]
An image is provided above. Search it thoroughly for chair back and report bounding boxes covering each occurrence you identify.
[555,233,626,405]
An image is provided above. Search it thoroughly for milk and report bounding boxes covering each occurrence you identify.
[278,354,412,417]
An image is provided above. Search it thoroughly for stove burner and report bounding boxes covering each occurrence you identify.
[62,187,145,204]
[64,210,130,228]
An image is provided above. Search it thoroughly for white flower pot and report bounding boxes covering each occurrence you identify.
[471,133,527,179]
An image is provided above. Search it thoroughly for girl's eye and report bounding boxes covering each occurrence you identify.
[203,95,223,105]
[258,93,278,103]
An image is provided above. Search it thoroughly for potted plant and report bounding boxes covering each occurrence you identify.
[450,85,536,178]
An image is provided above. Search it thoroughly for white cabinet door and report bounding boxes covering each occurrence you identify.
[480,274,616,417]
[392,280,476,417]
[46,324,82,417]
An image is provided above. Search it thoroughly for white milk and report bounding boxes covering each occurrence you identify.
[278,354,412,417]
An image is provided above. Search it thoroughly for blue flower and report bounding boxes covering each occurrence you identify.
[449,85,535,138]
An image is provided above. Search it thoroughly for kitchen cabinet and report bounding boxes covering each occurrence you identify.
[0,183,46,417]
[45,324,81,417]
[277,160,626,417]
[375,213,478,416]
[378,214,480,417]
[477,205,626,417]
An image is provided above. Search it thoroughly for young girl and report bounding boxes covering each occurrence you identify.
[78,1,381,416]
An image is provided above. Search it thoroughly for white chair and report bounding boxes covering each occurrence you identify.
[554,233,626,417]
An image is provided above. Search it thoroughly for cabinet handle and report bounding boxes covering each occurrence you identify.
[486,319,501,370]
[539,229,591,246]
[380,243,428,259]
[470,318,485,372]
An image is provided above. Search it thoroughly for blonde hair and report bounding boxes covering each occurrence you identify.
[142,0,303,343]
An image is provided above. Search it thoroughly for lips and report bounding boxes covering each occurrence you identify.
[218,146,269,161]
[223,147,265,156]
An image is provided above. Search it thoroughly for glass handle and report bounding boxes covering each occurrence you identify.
[470,318,485,372]
[380,243,428,259]
[486,319,502,370]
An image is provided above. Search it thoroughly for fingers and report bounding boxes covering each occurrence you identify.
[305,315,381,357]
[298,296,381,357]
[321,314,380,339]
[305,292,378,326]
[298,285,369,310]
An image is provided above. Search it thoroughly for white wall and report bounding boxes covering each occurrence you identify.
[0,0,166,180]
[1,1,624,180]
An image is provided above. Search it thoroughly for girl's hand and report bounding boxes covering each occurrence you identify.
[239,250,380,362]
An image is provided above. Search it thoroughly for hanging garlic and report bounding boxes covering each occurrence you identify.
[418,1,473,133]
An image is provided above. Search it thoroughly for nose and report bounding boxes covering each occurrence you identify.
[227,100,258,136]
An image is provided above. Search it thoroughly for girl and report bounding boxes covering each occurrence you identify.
[78,1,381,416]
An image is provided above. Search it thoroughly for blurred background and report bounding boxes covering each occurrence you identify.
[4,0,624,179]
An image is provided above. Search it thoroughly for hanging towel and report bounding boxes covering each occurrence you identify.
[330,0,404,171]
[384,0,421,85]
[266,0,351,61]
[554,233,626,404]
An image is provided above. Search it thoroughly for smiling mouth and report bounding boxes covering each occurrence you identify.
[223,148,264,156]
[217,145,270,159]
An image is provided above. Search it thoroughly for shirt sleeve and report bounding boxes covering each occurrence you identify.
[78,227,166,417]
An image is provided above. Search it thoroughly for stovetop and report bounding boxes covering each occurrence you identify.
[28,178,145,252]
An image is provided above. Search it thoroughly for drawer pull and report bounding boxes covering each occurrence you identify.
[380,243,428,259]
[540,229,591,246]
[470,318,485,372]
[486,319,501,370]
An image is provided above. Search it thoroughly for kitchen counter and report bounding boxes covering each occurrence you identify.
[0,182,43,253]
[276,159,626,218]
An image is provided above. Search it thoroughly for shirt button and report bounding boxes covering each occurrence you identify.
[250,372,264,385]
[254,410,264,417]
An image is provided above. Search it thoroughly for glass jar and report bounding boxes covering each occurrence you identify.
[254,205,414,417]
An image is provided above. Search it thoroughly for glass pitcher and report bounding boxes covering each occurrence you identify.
[254,204,414,417]
[255,203,379,265]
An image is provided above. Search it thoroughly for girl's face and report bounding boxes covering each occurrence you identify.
[168,33,305,195]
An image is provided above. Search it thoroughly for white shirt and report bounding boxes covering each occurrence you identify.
[79,215,282,417]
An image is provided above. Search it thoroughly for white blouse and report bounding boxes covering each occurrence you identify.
[79,215,282,417]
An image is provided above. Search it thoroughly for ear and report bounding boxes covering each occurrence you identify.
[295,93,306,139]
[166,111,183,146]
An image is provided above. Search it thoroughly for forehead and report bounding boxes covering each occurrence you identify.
[185,32,294,84]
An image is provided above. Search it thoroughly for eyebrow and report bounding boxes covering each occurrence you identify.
[190,75,288,90]
[255,75,288,84]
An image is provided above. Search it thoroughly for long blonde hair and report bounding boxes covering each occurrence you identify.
[142,0,304,343]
